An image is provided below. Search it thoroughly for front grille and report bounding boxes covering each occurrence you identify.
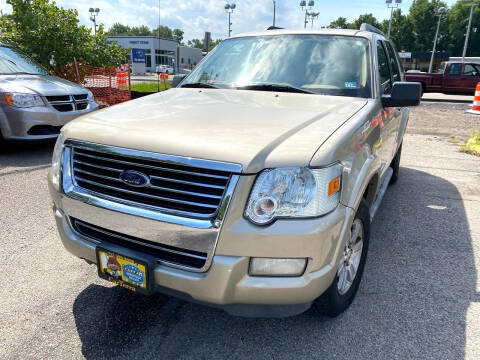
[71,218,207,269]
[70,145,233,219]
[46,94,89,112]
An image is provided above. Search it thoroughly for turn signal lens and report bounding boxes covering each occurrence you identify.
[328,176,341,196]
[4,93,14,105]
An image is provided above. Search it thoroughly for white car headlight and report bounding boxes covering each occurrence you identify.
[51,134,65,189]
[4,93,45,108]
[86,89,94,100]
[245,165,342,225]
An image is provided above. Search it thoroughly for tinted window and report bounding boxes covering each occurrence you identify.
[463,64,479,76]
[449,63,462,75]
[0,46,48,75]
[385,42,401,82]
[377,41,391,94]
[183,35,372,98]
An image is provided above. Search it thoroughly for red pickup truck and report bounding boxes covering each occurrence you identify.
[404,61,480,95]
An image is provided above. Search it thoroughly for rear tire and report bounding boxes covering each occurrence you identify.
[389,143,402,185]
[315,200,370,317]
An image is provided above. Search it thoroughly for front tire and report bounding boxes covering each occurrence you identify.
[315,200,370,317]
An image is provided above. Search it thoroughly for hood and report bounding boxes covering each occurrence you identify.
[63,88,367,173]
[0,74,88,95]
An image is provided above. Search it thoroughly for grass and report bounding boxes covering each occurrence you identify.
[462,131,480,156]
[130,81,171,93]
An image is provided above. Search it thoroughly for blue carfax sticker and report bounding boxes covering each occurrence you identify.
[123,264,144,284]
[344,81,357,88]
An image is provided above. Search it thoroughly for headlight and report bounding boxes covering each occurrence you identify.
[245,165,342,225]
[4,93,44,108]
[86,89,94,100]
[51,134,65,189]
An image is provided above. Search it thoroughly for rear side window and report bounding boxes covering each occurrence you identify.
[463,64,480,76]
[449,63,462,75]
[385,42,401,82]
[377,41,391,93]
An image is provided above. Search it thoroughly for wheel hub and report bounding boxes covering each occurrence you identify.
[337,218,364,295]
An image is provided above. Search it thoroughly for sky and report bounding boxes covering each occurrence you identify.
[0,0,458,41]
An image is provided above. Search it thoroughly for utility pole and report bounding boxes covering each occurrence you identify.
[273,1,276,27]
[429,7,447,74]
[462,1,478,59]
[386,0,402,39]
[89,7,100,36]
[225,3,236,38]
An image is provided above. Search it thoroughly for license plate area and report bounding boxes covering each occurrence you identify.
[96,246,153,295]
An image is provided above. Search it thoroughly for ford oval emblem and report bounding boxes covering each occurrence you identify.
[119,170,150,187]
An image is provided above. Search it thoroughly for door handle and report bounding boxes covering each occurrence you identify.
[393,108,402,118]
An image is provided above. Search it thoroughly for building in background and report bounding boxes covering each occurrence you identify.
[107,36,203,73]
[398,51,449,72]
[177,46,203,71]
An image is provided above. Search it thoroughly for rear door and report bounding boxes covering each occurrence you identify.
[461,63,480,94]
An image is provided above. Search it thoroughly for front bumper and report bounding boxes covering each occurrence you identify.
[0,101,98,141]
[49,172,353,318]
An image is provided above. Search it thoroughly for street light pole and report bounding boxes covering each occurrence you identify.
[225,3,236,38]
[462,2,477,59]
[300,1,315,29]
[429,7,446,74]
[89,7,100,36]
[386,0,402,39]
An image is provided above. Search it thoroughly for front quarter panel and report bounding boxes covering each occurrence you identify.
[310,100,384,212]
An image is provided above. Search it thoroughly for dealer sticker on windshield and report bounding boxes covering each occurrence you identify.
[344,81,358,88]
[96,248,149,294]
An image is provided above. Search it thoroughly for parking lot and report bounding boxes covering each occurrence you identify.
[1,101,480,359]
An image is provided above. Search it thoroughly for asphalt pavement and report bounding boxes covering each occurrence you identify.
[1,105,480,359]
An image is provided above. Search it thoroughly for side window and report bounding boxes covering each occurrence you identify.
[385,42,401,82]
[463,64,479,77]
[449,63,462,76]
[377,41,391,94]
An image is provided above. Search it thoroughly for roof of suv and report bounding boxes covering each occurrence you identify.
[231,28,380,40]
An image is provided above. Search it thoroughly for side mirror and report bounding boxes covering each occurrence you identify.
[381,82,422,108]
[172,74,187,88]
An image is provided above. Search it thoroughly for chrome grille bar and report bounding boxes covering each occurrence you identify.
[67,140,241,220]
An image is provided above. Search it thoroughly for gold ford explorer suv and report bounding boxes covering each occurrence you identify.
[48,24,421,317]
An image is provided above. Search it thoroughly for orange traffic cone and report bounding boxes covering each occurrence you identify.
[467,82,480,115]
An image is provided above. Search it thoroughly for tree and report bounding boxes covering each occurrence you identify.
[349,13,382,30]
[187,38,222,51]
[385,9,415,52]
[129,25,151,36]
[446,1,480,56]
[0,0,127,68]
[329,17,348,29]
[152,25,173,39]
[108,23,131,36]
[408,0,448,52]
[173,29,184,45]
[187,38,203,49]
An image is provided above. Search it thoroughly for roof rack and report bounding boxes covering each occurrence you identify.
[359,23,385,37]
[266,26,284,30]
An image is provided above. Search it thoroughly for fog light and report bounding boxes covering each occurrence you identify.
[249,258,307,277]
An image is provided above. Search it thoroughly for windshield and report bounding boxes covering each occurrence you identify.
[0,46,48,75]
[182,34,372,98]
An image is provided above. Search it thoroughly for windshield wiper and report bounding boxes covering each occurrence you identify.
[181,82,222,89]
[0,72,43,75]
[236,83,316,94]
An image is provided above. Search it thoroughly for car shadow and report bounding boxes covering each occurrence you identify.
[72,167,478,359]
[0,141,54,173]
